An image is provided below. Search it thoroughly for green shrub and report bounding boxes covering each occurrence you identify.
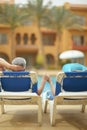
[35,54,44,68]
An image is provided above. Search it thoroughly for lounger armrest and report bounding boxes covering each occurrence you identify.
[55,72,65,95]
[30,71,38,93]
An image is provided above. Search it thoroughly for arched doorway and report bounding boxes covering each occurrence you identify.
[46,54,55,65]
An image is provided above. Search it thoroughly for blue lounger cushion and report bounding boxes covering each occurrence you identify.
[63,77,87,92]
[55,71,87,95]
[63,72,87,92]
[1,71,31,92]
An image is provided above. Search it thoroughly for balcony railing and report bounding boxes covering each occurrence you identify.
[72,44,87,51]
[16,45,38,53]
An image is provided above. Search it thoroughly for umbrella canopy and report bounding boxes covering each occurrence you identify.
[59,50,84,59]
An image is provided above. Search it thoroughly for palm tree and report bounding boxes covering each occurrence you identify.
[0,3,29,59]
[47,6,82,68]
[26,0,52,69]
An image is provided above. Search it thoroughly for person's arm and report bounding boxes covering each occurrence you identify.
[48,76,55,96]
[38,74,55,96]
[38,75,49,95]
[0,58,24,71]
[0,58,11,70]
[9,64,25,71]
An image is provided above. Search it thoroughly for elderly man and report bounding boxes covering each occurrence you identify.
[0,57,25,71]
[0,57,55,96]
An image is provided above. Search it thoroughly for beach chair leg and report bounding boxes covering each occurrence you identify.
[0,104,5,114]
[49,100,56,126]
[44,100,48,113]
[81,104,85,113]
[44,99,48,113]
[38,97,42,126]
[42,98,48,113]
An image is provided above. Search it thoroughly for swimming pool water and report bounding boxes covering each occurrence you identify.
[37,76,56,93]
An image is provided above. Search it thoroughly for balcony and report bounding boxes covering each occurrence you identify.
[72,44,87,52]
[16,45,38,53]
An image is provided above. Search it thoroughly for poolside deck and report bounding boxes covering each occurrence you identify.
[0,70,87,130]
[0,105,87,130]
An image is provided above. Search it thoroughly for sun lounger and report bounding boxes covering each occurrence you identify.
[49,71,87,126]
[0,71,42,126]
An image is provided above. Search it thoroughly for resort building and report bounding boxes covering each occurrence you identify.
[0,1,87,68]
[0,0,14,4]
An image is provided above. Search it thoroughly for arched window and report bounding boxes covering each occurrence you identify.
[0,33,8,44]
[30,33,36,45]
[23,33,28,44]
[16,33,21,45]
[46,54,55,65]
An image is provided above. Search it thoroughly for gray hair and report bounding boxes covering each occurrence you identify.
[12,57,26,68]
